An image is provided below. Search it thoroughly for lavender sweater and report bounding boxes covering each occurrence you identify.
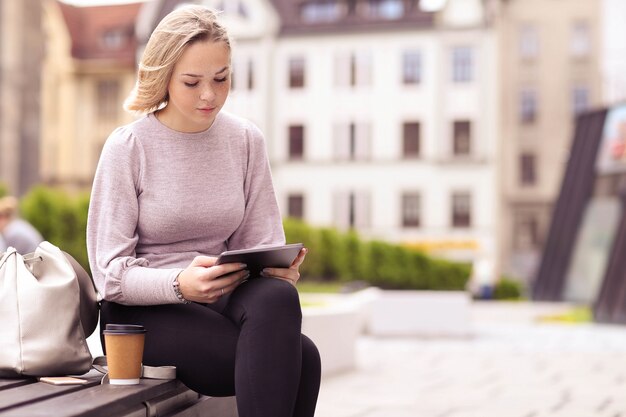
[87,111,285,305]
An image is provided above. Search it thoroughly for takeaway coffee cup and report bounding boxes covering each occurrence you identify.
[103,324,146,385]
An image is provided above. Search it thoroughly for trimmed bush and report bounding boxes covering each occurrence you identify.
[282,218,323,278]
[11,190,472,292]
[493,277,524,300]
[339,230,370,282]
[19,186,91,271]
[283,219,471,291]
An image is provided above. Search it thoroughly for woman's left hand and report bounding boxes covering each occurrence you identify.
[260,247,307,286]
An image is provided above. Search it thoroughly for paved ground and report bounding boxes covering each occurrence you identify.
[314,302,626,417]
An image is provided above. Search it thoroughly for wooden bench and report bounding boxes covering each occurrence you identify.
[0,371,237,417]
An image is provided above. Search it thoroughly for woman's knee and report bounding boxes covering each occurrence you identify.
[301,334,321,378]
[232,277,302,319]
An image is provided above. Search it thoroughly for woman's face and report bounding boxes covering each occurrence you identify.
[160,40,231,133]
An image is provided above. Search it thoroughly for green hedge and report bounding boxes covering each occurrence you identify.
[11,187,472,291]
[284,218,471,291]
[493,277,524,300]
[0,183,9,198]
[19,186,90,271]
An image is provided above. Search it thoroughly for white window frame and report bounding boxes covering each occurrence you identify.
[333,122,371,161]
[519,24,539,60]
[335,51,372,87]
[451,46,473,83]
[333,190,371,230]
[402,50,422,85]
[570,21,591,58]
[401,192,421,228]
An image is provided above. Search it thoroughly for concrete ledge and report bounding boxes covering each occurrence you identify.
[366,290,472,337]
[302,304,361,376]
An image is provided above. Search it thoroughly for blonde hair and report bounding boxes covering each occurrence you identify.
[0,196,18,219]
[124,5,231,114]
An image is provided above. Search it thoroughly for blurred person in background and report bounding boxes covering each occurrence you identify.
[0,196,43,254]
[469,256,495,300]
[87,5,320,417]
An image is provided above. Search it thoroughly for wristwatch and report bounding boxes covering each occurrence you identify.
[173,274,191,304]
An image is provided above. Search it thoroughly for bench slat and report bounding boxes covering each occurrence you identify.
[0,376,101,413]
[1,378,184,417]
[0,379,34,391]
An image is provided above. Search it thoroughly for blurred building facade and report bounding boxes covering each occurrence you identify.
[497,0,602,284]
[30,0,613,283]
[268,0,499,266]
[40,0,141,189]
[0,0,44,196]
[131,0,500,268]
[601,0,626,105]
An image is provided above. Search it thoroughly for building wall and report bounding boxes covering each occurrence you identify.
[0,0,43,196]
[40,0,137,190]
[220,0,280,142]
[601,0,626,104]
[498,0,602,282]
[265,8,499,264]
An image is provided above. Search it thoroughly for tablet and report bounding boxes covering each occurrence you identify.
[216,243,304,277]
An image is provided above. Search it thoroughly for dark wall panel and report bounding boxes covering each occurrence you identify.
[532,109,608,301]
[595,193,626,323]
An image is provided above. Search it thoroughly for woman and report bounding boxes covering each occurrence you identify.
[87,6,320,417]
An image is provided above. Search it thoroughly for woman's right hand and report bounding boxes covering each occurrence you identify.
[177,256,249,303]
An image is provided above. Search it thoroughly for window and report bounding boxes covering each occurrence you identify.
[217,1,249,17]
[571,21,591,58]
[301,1,344,23]
[519,24,539,60]
[287,194,305,219]
[101,29,126,50]
[403,122,420,158]
[335,52,372,87]
[288,125,305,160]
[334,191,370,229]
[402,51,421,85]
[97,79,120,121]
[333,122,371,160]
[402,193,421,228]
[231,58,254,91]
[288,57,305,88]
[453,120,471,156]
[451,192,471,228]
[519,153,537,186]
[572,86,589,116]
[520,89,537,124]
[363,0,404,20]
[513,212,541,250]
[451,46,473,83]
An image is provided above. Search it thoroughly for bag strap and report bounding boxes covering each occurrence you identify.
[92,356,176,384]
[0,247,17,269]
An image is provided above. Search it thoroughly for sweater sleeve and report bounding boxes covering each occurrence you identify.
[227,121,286,250]
[87,127,182,305]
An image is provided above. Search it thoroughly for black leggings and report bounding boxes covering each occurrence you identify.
[100,277,321,417]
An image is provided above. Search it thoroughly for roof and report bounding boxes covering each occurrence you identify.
[269,0,435,36]
[56,1,144,64]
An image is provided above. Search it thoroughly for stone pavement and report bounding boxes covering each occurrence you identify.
[314,302,626,417]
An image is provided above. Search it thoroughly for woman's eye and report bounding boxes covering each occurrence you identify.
[184,82,199,87]
[215,77,228,83]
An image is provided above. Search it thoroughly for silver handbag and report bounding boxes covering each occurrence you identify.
[0,241,99,377]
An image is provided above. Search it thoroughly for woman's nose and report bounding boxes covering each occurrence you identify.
[200,84,215,101]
